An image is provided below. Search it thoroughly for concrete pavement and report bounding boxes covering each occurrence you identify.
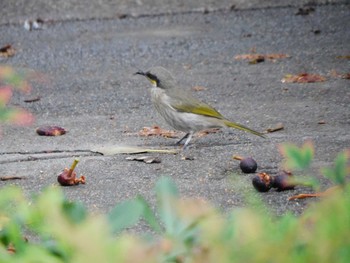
[0,1,349,221]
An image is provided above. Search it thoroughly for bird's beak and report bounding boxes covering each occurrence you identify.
[134,71,145,76]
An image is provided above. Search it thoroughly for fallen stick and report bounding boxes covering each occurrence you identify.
[288,186,339,200]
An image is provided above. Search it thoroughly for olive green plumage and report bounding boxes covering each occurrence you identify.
[136,66,264,149]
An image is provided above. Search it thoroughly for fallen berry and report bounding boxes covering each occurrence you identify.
[271,171,295,191]
[252,172,272,192]
[233,155,258,173]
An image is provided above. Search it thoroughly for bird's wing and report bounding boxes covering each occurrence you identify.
[166,88,224,119]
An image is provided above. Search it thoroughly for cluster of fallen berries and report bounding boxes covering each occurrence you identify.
[233,156,295,192]
[252,171,295,192]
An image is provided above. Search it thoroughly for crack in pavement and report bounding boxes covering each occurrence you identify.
[0,150,100,164]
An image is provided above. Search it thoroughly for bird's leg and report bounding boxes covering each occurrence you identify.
[182,132,194,150]
[175,133,190,146]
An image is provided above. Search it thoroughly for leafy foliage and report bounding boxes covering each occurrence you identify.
[279,141,314,171]
[0,144,349,262]
[321,150,350,187]
[0,65,37,130]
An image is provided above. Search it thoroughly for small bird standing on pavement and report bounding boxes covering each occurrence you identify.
[135,66,265,149]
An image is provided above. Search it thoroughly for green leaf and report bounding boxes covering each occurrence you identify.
[295,177,320,191]
[61,201,87,224]
[280,141,314,171]
[3,221,26,252]
[321,150,349,186]
[41,239,71,261]
[155,177,179,235]
[136,196,162,234]
[107,199,145,233]
[302,141,314,169]
[108,196,163,234]
[156,177,178,199]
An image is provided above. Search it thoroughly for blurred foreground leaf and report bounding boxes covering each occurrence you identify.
[62,201,87,224]
[0,65,44,130]
[321,150,350,186]
[156,177,179,236]
[1,166,350,262]
[279,141,314,171]
[108,199,145,233]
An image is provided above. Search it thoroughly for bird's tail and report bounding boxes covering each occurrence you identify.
[224,120,265,138]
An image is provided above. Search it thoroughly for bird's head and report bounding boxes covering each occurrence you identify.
[135,66,176,89]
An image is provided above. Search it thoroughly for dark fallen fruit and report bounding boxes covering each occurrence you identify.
[233,155,258,173]
[36,126,66,136]
[271,171,295,191]
[57,159,85,186]
[240,157,258,173]
[252,172,272,192]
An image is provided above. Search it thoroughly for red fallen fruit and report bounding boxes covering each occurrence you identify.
[271,170,295,191]
[36,126,66,136]
[252,172,272,192]
[57,159,85,186]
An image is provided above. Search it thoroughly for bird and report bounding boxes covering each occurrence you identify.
[135,66,265,149]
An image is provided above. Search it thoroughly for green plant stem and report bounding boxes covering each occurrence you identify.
[68,159,79,177]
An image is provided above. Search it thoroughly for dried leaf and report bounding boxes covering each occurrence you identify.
[342,73,350,79]
[235,54,263,61]
[192,86,206,91]
[36,126,66,136]
[288,186,340,200]
[138,126,178,138]
[330,70,350,79]
[181,155,195,161]
[249,56,265,64]
[126,155,161,163]
[196,128,221,137]
[235,53,290,63]
[92,145,178,155]
[281,73,326,83]
[336,55,350,60]
[264,54,290,59]
[266,123,284,133]
[0,45,16,57]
